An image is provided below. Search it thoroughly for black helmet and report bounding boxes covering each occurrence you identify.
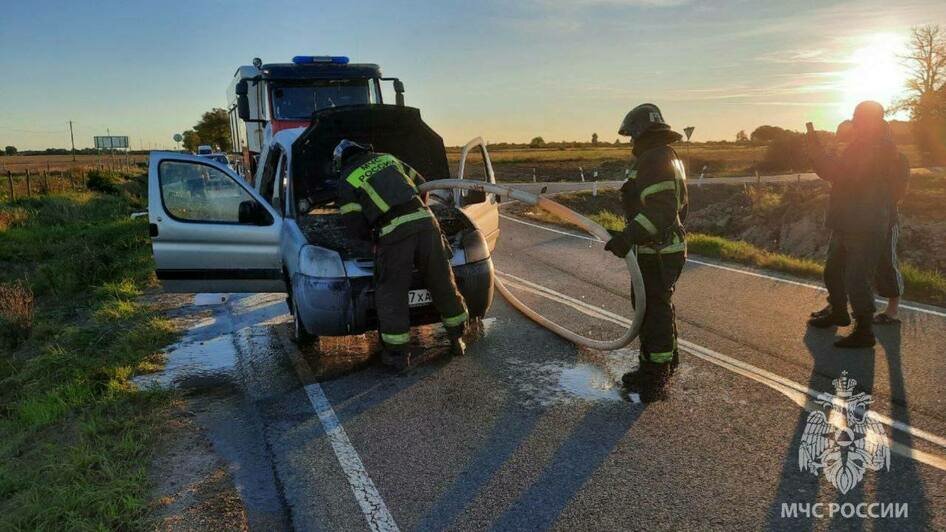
[333,139,373,176]
[618,103,672,140]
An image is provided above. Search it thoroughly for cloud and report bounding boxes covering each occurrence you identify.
[534,0,691,6]
[756,48,843,65]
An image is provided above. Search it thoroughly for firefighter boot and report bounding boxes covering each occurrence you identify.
[621,359,674,402]
[380,349,411,370]
[808,306,851,328]
[810,304,832,318]
[834,316,876,348]
[450,337,467,357]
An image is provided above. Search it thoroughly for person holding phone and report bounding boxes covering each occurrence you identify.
[805,102,900,348]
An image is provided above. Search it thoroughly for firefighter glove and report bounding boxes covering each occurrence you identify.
[605,233,632,258]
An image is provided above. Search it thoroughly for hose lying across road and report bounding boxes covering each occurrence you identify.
[417,179,645,350]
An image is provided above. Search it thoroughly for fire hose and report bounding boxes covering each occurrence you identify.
[417,179,645,350]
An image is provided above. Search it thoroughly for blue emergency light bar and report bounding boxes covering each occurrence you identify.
[292,55,350,65]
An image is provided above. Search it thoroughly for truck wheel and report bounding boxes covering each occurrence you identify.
[292,299,318,348]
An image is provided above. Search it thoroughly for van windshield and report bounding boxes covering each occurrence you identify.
[271,80,376,120]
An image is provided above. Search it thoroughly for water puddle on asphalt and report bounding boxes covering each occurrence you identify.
[134,326,240,390]
[134,294,246,391]
[193,293,229,306]
[503,347,640,407]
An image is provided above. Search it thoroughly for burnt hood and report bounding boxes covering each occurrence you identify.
[292,104,450,205]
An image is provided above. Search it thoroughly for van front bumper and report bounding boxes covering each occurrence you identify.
[292,257,494,337]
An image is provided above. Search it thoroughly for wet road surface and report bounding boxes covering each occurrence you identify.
[140,215,946,531]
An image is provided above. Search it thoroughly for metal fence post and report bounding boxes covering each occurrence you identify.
[7,171,14,202]
[26,169,32,197]
[43,170,50,194]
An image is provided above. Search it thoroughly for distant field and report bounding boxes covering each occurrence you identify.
[448,143,765,181]
[446,142,925,182]
[0,154,147,174]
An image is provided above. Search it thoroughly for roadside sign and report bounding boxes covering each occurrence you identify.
[684,126,695,141]
[94,136,129,149]
[173,133,183,142]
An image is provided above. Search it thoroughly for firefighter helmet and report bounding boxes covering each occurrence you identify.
[618,103,672,140]
[333,139,373,176]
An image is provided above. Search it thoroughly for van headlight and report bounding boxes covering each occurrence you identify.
[461,230,490,263]
[298,245,346,278]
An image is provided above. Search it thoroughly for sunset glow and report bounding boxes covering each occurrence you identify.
[838,33,909,116]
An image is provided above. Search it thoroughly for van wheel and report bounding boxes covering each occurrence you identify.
[292,299,318,348]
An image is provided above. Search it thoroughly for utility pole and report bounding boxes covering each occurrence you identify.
[69,120,76,161]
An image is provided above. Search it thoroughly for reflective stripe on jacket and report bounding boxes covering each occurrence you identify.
[620,143,688,254]
[337,152,427,229]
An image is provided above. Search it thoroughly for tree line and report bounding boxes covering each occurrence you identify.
[180,109,232,153]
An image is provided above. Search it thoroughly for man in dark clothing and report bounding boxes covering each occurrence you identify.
[604,103,688,402]
[334,140,469,368]
[806,101,902,347]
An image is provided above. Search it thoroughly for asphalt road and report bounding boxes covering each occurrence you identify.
[147,215,946,531]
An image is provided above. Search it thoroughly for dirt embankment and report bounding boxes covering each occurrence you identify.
[685,176,946,274]
[532,172,946,275]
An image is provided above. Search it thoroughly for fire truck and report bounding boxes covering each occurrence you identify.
[226,55,405,178]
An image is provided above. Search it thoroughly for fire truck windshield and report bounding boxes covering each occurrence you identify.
[271,80,376,120]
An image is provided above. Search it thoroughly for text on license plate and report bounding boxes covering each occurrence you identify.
[408,289,432,307]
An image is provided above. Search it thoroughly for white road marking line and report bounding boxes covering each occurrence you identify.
[497,270,946,470]
[287,348,400,532]
[500,214,946,318]
[500,214,601,242]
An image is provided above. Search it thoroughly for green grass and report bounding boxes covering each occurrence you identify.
[0,181,176,530]
[506,200,946,307]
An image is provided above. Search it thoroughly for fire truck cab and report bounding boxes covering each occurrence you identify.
[226,55,404,178]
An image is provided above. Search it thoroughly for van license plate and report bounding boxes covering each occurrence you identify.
[408,289,432,307]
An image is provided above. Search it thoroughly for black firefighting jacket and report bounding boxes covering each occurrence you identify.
[337,152,431,241]
[619,131,689,254]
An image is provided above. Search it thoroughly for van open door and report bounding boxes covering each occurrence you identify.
[456,137,500,250]
[148,152,285,293]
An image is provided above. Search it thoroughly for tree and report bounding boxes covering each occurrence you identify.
[181,130,201,152]
[193,108,232,152]
[591,132,598,145]
[4,146,16,155]
[736,130,749,143]
[894,25,946,163]
[529,136,546,148]
[758,132,808,172]
[750,125,793,143]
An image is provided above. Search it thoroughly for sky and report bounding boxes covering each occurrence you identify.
[1,0,945,150]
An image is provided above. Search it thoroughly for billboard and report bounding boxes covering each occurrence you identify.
[93,136,129,149]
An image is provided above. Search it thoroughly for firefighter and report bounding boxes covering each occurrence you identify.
[334,140,469,369]
[604,103,688,402]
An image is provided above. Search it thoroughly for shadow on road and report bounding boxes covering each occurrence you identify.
[766,325,929,530]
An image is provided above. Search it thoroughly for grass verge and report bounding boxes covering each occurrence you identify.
[0,179,176,530]
[505,200,946,307]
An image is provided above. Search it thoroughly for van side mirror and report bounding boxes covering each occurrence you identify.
[238,200,271,225]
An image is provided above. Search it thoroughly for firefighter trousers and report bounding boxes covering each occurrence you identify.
[637,251,686,365]
[374,219,469,352]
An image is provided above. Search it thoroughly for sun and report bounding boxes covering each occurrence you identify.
[838,33,909,117]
